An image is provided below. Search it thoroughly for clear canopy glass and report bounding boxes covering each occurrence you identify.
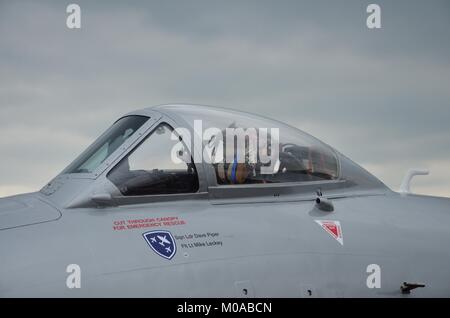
[63,115,149,174]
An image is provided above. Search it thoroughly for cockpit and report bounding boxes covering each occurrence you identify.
[46,104,386,207]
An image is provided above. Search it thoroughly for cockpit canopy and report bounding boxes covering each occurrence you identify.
[47,104,387,206]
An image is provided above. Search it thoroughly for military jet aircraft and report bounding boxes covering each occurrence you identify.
[1,104,449,297]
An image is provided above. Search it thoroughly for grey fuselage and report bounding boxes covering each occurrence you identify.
[1,104,449,297]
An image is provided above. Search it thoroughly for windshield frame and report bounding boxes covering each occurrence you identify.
[59,112,162,180]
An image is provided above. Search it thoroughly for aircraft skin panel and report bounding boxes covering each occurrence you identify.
[0,192,449,297]
[0,193,61,230]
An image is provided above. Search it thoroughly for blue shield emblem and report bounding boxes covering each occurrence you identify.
[143,230,177,260]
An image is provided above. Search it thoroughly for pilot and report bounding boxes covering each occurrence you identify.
[213,129,317,184]
[212,128,259,185]
[216,160,250,184]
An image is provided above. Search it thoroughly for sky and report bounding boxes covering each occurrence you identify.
[0,0,449,198]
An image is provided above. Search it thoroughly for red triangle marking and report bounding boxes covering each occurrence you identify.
[323,222,339,238]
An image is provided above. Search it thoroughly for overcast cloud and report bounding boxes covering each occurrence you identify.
[0,0,449,197]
